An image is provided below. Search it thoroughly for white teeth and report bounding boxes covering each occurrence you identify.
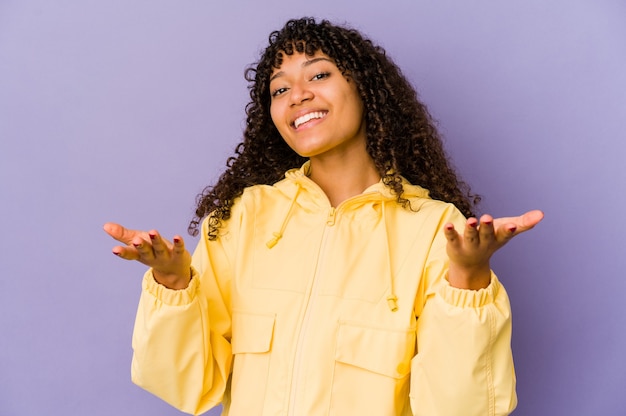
[294,111,325,129]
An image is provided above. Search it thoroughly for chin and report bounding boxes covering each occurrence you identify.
[288,146,320,158]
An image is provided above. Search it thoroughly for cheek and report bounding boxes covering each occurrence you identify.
[346,96,365,126]
[269,104,277,126]
[269,104,283,132]
[341,84,364,116]
[269,105,290,143]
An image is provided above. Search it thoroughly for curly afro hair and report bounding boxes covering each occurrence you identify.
[189,17,479,239]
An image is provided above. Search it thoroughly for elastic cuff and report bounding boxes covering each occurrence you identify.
[141,267,200,306]
[439,272,501,308]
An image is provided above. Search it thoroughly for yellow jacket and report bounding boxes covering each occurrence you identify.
[131,164,517,415]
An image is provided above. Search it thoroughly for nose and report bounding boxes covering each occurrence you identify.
[289,82,313,106]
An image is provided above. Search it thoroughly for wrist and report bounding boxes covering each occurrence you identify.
[447,262,491,290]
[152,268,192,290]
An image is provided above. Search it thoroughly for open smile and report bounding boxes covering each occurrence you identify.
[292,111,328,129]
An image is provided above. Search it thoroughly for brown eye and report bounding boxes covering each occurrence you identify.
[311,72,330,81]
[271,87,288,97]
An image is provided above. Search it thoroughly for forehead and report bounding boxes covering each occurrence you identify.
[270,50,334,76]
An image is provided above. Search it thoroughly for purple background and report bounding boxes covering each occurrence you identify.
[1,1,625,415]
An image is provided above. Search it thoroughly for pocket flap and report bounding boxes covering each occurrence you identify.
[232,312,276,354]
[335,322,415,379]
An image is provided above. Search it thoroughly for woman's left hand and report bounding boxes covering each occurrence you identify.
[444,209,544,290]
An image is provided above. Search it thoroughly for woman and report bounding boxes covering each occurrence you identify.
[104,17,542,415]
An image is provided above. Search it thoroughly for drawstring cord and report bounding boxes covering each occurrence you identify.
[382,201,399,312]
[266,184,302,249]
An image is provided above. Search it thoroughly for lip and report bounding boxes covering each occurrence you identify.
[290,109,328,130]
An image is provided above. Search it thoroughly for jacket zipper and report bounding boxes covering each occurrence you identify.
[287,207,336,415]
[326,207,336,225]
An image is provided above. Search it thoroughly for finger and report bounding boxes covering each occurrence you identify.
[111,244,140,261]
[443,223,461,245]
[148,230,171,259]
[464,217,479,245]
[172,235,186,257]
[494,222,518,243]
[478,214,495,243]
[494,211,542,240]
[492,210,544,233]
[103,222,144,245]
[132,236,156,262]
[519,209,544,229]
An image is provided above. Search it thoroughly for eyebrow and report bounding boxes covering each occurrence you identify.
[269,57,334,83]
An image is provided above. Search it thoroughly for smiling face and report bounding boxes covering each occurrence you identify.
[269,51,367,161]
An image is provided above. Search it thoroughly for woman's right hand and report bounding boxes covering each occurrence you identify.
[103,223,192,290]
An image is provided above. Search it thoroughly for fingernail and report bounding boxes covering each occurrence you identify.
[173,237,180,243]
[133,242,141,248]
[149,233,156,240]
[509,227,517,233]
[112,250,121,256]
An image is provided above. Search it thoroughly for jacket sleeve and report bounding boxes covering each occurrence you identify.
[410,206,518,416]
[130,215,236,415]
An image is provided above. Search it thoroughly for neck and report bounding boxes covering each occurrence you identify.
[308,154,380,207]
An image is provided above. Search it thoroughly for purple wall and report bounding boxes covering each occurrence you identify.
[1,1,624,415]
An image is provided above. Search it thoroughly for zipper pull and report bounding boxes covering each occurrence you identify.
[326,207,336,226]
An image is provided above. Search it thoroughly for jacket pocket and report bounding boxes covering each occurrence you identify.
[229,312,275,414]
[330,322,416,415]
